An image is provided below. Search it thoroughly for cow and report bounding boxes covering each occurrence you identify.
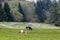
[19,29,27,34]
[26,26,32,30]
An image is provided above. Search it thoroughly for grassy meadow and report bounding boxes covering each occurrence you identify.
[0,28,60,40]
[0,22,60,40]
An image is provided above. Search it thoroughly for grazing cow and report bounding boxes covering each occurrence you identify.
[26,26,32,30]
[19,29,27,34]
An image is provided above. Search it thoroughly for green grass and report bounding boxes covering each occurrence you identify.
[0,28,60,40]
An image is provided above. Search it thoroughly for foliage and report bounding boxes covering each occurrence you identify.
[18,2,27,22]
[0,0,60,24]
[19,2,39,22]
[11,8,23,22]
[35,0,46,22]
[4,2,14,21]
[46,0,60,25]
[0,2,7,21]
[42,0,51,10]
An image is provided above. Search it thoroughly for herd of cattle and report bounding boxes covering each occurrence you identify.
[19,26,32,34]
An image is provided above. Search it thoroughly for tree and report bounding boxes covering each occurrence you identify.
[42,0,51,10]
[18,2,27,22]
[11,8,23,22]
[4,2,14,21]
[35,0,46,22]
[46,0,60,25]
[0,2,3,21]
[0,2,7,21]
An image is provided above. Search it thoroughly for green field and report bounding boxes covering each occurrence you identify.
[0,28,60,40]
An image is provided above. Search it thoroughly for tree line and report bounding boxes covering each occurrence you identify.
[0,0,60,25]
[0,2,14,21]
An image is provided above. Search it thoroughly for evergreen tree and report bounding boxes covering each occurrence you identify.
[35,0,46,22]
[18,3,24,15]
[42,0,51,10]
[42,0,52,23]
[18,2,27,22]
[0,2,7,21]
[0,2,3,21]
[4,2,14,21]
